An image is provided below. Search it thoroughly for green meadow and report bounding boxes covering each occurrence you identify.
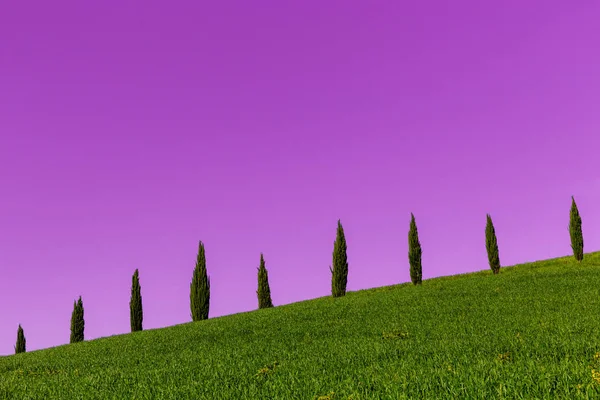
[2,252,600,399]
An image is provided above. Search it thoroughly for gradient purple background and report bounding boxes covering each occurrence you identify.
[1,1,599,355]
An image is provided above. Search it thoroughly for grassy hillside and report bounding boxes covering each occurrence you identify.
[2,252,600,399]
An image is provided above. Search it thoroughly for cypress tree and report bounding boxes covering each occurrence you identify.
[408,213,423,285]
[70,296,85,343]
[569,196,584,262]
[256,253,274,309]
[130,268,144,332]
[14,324,26,354]
[329,219,349,297]
[485,214,501,274]
[69,299,77,343]
[190,240,210,321]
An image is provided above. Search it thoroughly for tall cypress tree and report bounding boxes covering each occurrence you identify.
[485,214,501,275]
[569,196,584,262]
[329,219,349,297]
[256,253,274,309]
[190,240,210,321]
[70,296,85,344]
[130,268,144,332]
[408,213,423,285]
[14,324,26,354]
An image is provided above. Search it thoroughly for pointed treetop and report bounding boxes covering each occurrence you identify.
[195,241,207,272]
[197,241,206,260]
[410,213,418,227]
[570,196,581,215]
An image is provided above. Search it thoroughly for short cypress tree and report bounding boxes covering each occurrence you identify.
[485,214,501,274]
[329,219,349,297]
[569,196,584,262]
[69,299,77,343]
[130,268,144,332]
[256,253,274,309]
[70,296,85,344]
[14,324,26,354]
[408,213,423,285]
[190,240,210,321]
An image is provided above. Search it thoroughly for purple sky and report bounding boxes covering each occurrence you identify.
[1,1,599,355]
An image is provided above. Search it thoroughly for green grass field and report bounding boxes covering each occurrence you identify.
[2,252,600,399]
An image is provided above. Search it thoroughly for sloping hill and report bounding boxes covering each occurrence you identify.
[2,252,600,399]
